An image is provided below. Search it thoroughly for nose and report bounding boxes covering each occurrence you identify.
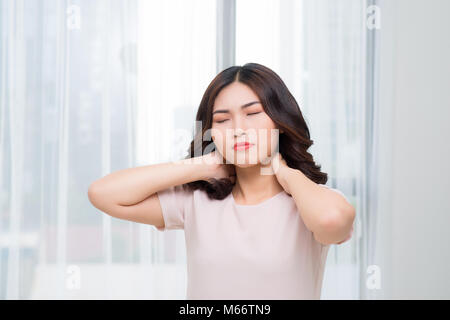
[234,128,245,138]
[233,116,248,137]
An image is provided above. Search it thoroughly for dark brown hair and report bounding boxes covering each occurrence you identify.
[180,62,327,200]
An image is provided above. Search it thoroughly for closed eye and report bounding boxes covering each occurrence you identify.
[215,112,261,123]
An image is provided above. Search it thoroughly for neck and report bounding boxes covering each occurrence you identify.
[232,164,284,203]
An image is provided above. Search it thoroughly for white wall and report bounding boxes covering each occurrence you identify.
[377,0,450,299]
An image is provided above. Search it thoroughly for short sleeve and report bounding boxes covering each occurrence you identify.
[155,185,194,231]
[319,184,354,244]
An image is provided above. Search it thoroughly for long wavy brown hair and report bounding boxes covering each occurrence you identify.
[180,62,327,200]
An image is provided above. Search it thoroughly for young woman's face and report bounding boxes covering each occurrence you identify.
[211,81,281,167]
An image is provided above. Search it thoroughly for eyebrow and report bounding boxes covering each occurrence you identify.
[212,101,261,115]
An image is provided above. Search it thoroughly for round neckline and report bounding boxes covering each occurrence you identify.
[231,190,285,207]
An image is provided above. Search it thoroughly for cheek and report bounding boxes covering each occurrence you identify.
[258,126,279,156]
[211,128,226,151]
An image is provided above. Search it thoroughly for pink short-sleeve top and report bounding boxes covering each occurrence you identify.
[156,184,353,300]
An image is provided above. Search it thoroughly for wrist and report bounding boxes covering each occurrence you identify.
[177,156,211,181]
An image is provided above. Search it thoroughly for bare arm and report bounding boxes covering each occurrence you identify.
[87,152,233,228]
[281,167,355,245]
[272,153,355,245]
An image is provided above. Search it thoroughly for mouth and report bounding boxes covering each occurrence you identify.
[234,142,254,151]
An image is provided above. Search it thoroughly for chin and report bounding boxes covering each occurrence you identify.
[230,158,261,168]
[223,148,267,167]
[233,163,258,168]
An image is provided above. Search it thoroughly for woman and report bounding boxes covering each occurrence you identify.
[88,63,355,300]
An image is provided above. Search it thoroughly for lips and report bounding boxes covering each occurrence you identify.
[234,142,254,151]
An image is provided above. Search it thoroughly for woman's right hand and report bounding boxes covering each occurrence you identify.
[200,151,236,184]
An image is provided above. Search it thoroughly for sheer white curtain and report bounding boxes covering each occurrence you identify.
[0,0,216,299]
[1,0,375,300]
[236,0,368,299]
